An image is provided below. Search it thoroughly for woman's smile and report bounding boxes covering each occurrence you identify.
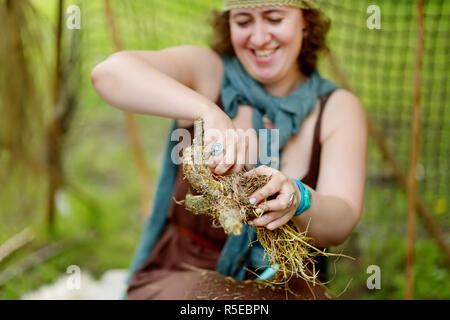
[251,47,280,64]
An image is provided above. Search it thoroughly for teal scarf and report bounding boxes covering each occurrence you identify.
[221,56,337,168]
[127,55,338,283]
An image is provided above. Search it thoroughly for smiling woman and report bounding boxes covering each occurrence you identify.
[210,2,331,79]
[91,0,367,300]
[228,7,306,95]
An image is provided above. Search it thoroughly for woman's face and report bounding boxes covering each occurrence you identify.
[229,6,306,92]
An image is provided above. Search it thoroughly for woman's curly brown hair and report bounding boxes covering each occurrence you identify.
[209,8,331,76]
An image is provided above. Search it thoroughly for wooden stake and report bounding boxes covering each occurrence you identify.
[404,0,425,300]
[46,0,65,232]
[103,0,152,219]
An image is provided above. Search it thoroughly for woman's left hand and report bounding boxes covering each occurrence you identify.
[244,165,301,230]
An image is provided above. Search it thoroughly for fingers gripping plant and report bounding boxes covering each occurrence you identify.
[182,119,266,235]
[181,119,347,283]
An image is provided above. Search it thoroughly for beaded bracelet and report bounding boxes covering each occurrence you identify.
[291,178,312,216]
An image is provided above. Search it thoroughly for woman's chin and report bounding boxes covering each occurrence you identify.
[239,57,287,87]
[250,71,280,86]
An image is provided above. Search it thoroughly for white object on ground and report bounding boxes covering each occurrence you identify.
[20,269,129,300]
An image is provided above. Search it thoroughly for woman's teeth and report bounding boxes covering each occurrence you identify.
[254,49,276,58]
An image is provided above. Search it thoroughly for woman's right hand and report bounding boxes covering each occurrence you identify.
[202,107,250,175]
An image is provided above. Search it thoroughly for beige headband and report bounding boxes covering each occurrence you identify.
[223,0,315,11]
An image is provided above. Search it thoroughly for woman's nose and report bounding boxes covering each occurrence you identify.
[249,23,271,48]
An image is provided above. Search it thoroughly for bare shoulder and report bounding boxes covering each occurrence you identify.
[163,45,223,70]
[126,45,222,68]
[178,46,224,96]
[123,45,224,94]
[321,89,368,142]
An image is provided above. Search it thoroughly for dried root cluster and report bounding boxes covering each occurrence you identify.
[181,119,345,284]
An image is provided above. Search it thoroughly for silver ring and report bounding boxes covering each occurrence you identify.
[280,192,296,208]
[210,142,224,156]
[288,193,295,208]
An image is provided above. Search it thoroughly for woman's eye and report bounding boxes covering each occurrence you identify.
[268,18,282,24]
[236,20,250,27]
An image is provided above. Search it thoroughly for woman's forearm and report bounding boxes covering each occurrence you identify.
[292,187,360,248]
[90,52,220,121]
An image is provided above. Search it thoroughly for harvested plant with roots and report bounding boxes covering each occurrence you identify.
[181,119,349,284]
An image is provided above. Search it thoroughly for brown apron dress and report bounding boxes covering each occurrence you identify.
[127,93,334,300]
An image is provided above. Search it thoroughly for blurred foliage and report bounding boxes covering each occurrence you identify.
[0,0,449,300]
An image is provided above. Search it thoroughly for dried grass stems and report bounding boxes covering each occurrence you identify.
[180,119,352,285]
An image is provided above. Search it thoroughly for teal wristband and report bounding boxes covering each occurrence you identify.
[292,179,312,216]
